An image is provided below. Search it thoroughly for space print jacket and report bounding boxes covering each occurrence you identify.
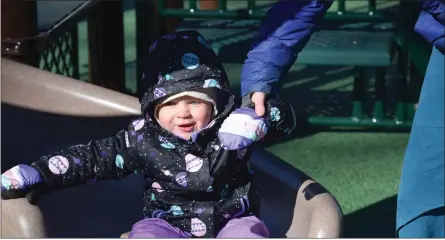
[30,30,294,237]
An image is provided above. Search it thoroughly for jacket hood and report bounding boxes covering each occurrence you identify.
[139,30,236,140]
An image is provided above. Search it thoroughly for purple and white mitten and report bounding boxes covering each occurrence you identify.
[1,164,43,199]
[218,107,268,150]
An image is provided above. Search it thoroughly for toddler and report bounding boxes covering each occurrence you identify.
[1,30,294,238]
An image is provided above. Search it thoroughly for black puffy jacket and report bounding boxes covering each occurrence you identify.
[31,30,294,237]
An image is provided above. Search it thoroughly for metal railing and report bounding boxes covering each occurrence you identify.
[2,0,100,79]
[152,0,426,130]
[157,0,387,21]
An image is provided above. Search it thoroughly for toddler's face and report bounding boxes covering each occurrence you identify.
[156,96,213,139]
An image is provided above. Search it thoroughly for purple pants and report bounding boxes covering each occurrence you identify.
[128,216,270,238]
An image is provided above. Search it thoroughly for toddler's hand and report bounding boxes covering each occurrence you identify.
[218,107,268,150]
[1,164,43,200]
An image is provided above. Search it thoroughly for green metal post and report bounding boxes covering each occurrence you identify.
[352,68,366,120]
[189,0,197,10]
[394,64,407,124]
[218,0,227,11]
[368,0,376,16]
[372,67,386,121]
[247,0,255,10]
[337,0,346,15]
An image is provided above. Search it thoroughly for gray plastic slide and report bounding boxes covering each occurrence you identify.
[1,58,343,238]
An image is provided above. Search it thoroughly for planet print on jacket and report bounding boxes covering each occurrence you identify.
[185,154,204,172]
[48,156,69,175]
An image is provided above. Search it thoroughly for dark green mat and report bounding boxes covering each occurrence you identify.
[266,131,408,237]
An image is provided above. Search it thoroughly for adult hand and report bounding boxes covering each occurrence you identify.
[251,92,267,117]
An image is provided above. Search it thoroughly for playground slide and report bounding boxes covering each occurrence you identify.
[1,58,343,238]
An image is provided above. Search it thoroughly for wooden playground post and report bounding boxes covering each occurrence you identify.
[1,0,38,65]
[87,1,126,92]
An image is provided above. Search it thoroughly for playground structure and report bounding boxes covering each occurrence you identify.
[1,1,430,237]
[1,58,343,238]
[1,0,430,131]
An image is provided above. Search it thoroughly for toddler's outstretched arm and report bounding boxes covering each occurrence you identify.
[2,119,145,200]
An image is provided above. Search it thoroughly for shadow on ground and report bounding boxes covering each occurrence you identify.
[343,195,397,238]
